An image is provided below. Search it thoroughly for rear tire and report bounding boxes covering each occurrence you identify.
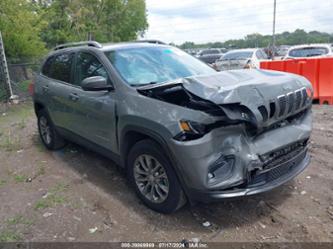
[37,109,66,150]
[127,139,186,214]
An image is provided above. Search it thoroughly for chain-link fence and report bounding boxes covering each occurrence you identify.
[0,61,9,102]
[0,59,41,102]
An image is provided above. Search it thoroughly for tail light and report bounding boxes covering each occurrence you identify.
[28,80,35,96]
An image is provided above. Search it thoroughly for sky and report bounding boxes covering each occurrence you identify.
[144,0,333,44]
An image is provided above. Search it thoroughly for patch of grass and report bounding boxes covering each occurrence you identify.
[0,179,6,187]
[36,163,45,177]
[17,118,26,129]
[0,132,21,152]
[0,103,32,123]
[34,194,65,210]
[6,215,33,226]
[18,80,32,93]
[34,183,68,210]
[0,230,22,242]
[70,200,83,210]
[51,183,69,193]
[13,174,26,183]
[34,199,49,210]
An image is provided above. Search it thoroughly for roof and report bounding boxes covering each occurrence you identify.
[288,43,332,50]
[100,42,169,51]
[52,40,169,52]
[225,48,258,54]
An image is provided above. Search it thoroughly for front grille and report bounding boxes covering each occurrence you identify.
[295,90,302,109]
[248,141,308,186]
[260,140,308,171]
[258,87,309,123]
[287,92,294,113]
[258,105,268,122]
[278,95,287,117]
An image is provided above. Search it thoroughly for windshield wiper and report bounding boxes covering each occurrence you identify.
[131,81,158,87]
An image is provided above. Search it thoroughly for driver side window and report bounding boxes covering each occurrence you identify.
[76,52,109,86]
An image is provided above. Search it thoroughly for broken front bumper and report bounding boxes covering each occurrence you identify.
[186,147,310,202]
[167,110,312,202]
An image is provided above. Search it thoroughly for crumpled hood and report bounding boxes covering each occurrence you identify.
[138,69,312,128]
[181,69,312,127]
[182,69,307,106]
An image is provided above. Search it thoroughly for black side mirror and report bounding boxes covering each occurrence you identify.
[81,76,113,91]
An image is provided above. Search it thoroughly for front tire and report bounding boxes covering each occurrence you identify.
[127,139,186,214]
[37,109,66,150]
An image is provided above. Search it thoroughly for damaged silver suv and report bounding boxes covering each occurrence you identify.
[33,41,313,213]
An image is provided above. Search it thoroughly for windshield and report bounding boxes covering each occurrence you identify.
[104,46,216,86]
[289,47,329,57]
[222,51,253,60]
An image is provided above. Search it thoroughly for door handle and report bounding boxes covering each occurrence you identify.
[42,86,49,94]
[69,93,79,102]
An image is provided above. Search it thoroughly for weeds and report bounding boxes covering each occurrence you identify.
[0,131,21,152]
[0,230,22,242]
[36,163,45,177]
[0,179,6,187]
[17,119,26,129]
[6,215,33,226]
[34,183,68,210]
[13,174,27,183]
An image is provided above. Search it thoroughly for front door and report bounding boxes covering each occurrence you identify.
[71,51,117,151]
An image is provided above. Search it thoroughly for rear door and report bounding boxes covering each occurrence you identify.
[40,52,76,130]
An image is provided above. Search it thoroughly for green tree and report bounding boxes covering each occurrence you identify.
[0,0,46,61]
[39,0,148,47]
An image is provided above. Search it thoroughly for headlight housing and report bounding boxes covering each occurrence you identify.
[174,120,207,141]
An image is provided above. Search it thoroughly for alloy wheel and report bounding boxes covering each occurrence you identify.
[133,154,169,203]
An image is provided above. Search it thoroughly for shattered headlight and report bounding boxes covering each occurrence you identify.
[174,120,207,141]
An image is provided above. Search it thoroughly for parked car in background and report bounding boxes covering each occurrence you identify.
[214,48,268,71]
[196,48,224,64]
[284,44,333,59]
[275,45,290,59]
[184,49,199,56]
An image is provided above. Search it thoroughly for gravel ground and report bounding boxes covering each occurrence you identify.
[0,102,332,243]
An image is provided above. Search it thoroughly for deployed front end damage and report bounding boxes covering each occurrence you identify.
[138,69,313,201]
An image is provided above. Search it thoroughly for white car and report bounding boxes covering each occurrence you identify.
[284,44,333,59]
[214,48,269,71]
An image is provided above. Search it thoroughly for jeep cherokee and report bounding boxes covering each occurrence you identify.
[33,41,313,213]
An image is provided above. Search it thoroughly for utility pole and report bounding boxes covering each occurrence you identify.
[272,0,277,60]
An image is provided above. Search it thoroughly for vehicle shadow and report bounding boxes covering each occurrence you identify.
[40,138,296,235]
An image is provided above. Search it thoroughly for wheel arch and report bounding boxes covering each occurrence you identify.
[34,101,45,116]
[120,126,190,200]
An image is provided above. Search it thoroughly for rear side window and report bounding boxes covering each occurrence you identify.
[42,53,74,83]
[256,50,263,59]
[256,50,268,59]
[289,47,329,57]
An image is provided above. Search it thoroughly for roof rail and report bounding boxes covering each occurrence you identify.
[135,39,167,45]
[53,41,103,51]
